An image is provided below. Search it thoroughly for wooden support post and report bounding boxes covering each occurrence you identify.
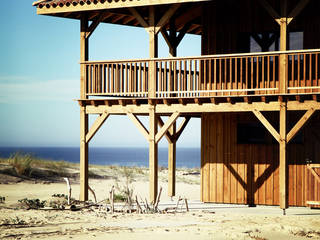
[279,102,288,210]
[279,17,288,94]
[279,0,288,94]
[80,17,89,201]
[148,6,158,98]
[149,105,158,203]
[168,122,176,197]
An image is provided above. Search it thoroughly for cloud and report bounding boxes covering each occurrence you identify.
[0,78,80,103]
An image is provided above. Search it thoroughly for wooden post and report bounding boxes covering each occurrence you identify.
[148,6,158,98]
[169,19,177,57]
[149,105,158,203]
[279,0,288,94]
[279,2,288,212]
[168,22,177,196]
[80,17,89,201]
[279,102,288,211]
[168,123,176,196]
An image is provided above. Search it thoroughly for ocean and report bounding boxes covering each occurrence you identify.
[0,147,200,168]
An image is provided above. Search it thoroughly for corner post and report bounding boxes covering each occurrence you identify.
[279,102,288,211]
[149,105,158,203]
[80,17,89,201]
[148,6,158,98]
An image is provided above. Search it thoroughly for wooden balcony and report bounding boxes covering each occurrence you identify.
[81,49,320,99]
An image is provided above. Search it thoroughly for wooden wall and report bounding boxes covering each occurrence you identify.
[201,0,320,55]
[201,112,320,206]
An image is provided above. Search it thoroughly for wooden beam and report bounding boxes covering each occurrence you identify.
[252,109,280,143]
[174,5,201,30]
[257,0,281,24]
[157,117,174,143]
[176,22,191,45]
[168,122,176,197]
[155,4,181,34]
[86,112,109,143]
[307,165,320,183]
[175,116,190,141]
[160,29,173,50]
[86,11,111,39]
[287,108,315,143]
[287,0,310,24]
[129,7,148,29]
[149,106,158,203]
[127,112,149,141]
[155,111,180,143]
[148,6,158,98]
[279,102,288,210]
[80,17,89,202]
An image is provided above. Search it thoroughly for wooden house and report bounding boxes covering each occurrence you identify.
[33,0,320,212]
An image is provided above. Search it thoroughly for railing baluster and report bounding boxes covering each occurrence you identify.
[235,58,238,95]
[174,60,177,95]
[309,53,312,93]
[189,60,192,97]
[213,58,218,95]
[195,60,199,96]
[267,56,270,94]
[316,53,319,90]
[240,57,243,93]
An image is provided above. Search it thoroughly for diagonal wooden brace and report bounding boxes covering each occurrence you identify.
[86,112,109,143]
[253,109,280,143]
[127,112,149,141]
[287,108,315,143]
[155,112,180,143]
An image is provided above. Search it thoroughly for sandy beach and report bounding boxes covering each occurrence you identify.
[1,159,320,240]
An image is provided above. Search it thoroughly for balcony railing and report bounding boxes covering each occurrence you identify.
[81,49,320,98]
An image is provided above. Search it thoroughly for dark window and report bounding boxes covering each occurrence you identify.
[237,123,268,144]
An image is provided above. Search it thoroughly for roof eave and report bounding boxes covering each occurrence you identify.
[36,0,207,15]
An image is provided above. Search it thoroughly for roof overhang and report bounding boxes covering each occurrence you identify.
[34,0,208,15]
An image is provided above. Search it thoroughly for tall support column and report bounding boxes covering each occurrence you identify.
[279,18,288,94]
[168,21,177,196]
[149,105,158,203]
[168,123,176,196]
[279,0,288,94]
[80,17,89,201]
[148,6,158,98]
[279,102,288,212]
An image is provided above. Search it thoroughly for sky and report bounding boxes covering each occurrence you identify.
[0,0,201,148]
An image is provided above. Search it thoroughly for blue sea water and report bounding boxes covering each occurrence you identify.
[0,147,200,168]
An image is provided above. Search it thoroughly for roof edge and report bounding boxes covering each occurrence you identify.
[35,0,208,15]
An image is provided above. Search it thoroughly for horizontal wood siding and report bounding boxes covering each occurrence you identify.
[201,112,320,206]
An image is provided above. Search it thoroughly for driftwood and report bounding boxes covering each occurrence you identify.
[109,186,114,214]
[63,178,71,205]
[135,195,142,214]
[154,187,162,211]
[175,196,182,213]
[184,198,189,212]
[88,186,97,203]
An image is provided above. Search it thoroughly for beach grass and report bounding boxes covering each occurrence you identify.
[0,152,200,184]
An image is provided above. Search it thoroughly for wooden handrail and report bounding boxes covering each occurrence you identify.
[80,49,320,64]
